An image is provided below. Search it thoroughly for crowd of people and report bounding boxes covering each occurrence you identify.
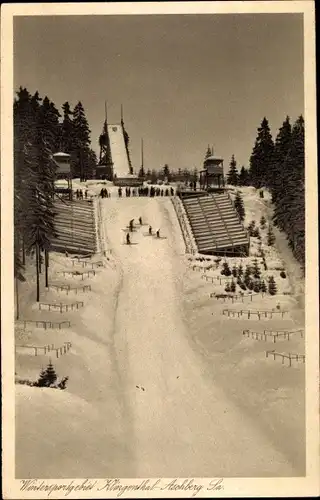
[117,186,175,198]
[75,189,88,199]
[100,188,109,198]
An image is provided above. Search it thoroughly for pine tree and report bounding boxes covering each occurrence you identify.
[252,258,261,279]
[151,169,157,183]
[247,220,256,237]
[238,263,244,277]
[138,166,145,178]
[253,227,261,239]
[163,164,170,181]
[72,101,91,181]
[238,166,250,186]
[249,117,274,188]
[227,155,238,185]
[234,191,245,221]
[260,216,267,229]
[205,145,212,159]
[253,281,261,293]
[232,265,238,277]
[244,265,251,286]
[260,280,267,293]
[268,276,277,295]
[44,361,58,386]
[273,116,305,265]
[270,116,292,202]
[221,261,231,276]
[267,225,276,246]
[60,101,74,153]
[36,367,49,387]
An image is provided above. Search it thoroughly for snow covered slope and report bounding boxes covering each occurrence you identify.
[107,124,130,178]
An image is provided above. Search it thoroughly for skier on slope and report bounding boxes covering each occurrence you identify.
[126,232,131,245]
[129,219,134,232]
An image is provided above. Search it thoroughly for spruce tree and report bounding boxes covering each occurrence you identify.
[36,367,48,387]
[234,191,245,221]
[230,280,236,293]
[60,101,74,153]
[270,116,292,202]
[260,280,267,293]
[138,166,145,178]
[249,117,274,188]
[227,155,238,185]
[205,145,212,159]
[44,361,58,386]
[221,261,231,276]
[260,216,267,229]
[232,265,238,277]
[253,281,261,293]
[244,265,251,286]
[238,166,250,186]
[72,101,91,181]
[163,164,170,181]
[238,263,244,277]
[267,225,276,246]
[273,116,305,265]
[252,258,261,279]
[268,276,277,295]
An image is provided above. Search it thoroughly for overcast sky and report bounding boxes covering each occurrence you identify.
[14,14,304,173]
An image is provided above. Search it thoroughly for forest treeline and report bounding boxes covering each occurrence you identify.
[226,115,305,268]
[14,87,97,305]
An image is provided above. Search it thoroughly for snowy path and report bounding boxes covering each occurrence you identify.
[102,197,296,477]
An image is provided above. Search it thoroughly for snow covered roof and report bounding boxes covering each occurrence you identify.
[205,155,223,162]
[53,152,71,158]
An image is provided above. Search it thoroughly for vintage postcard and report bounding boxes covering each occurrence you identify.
[1,1,319,498]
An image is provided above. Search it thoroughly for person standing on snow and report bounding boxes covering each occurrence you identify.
[129,219,134,232]
[149,225,152,235]
[126,232,131,245]
[139,217,142,225]
[156,229,160,238]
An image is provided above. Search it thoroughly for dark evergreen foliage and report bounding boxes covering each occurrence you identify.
[221,261,232,276]
[238,166,250,186]
[234,191,245,222]
[267,226,276,246]
[227,155,238,185]
[268,276,277,295]
[249,117,274,188]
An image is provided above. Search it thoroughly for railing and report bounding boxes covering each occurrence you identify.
[39,301,84,313]
[15,342,72,357]
[58,270,96,279]
[243,329,304,342]
[49,284,91,294]
[221,308,289,319]
[171,196,197,255]
[266,350,305,367]
[17,319,71,330]
[211,291,265,302]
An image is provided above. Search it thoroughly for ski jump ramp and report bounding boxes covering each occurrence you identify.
[107,124,131,178]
